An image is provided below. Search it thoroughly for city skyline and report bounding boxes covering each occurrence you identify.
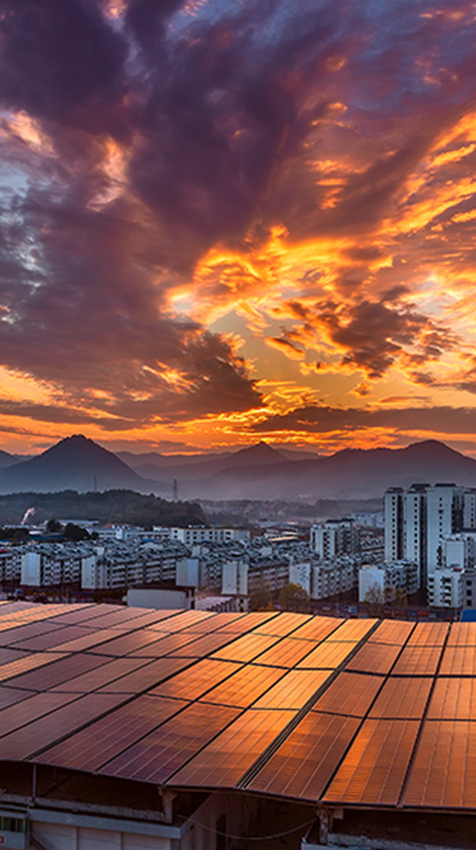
[1,0,476,455]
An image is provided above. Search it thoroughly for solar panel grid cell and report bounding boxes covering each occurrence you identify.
[296,641,359,670]
[0,691,79,738]
[428,678,476,720]
[46,629,123,654]
[0,686,36,709]
[404,720,476,809]
[84,628,173,657]
[171,632,239,659]
[10,625,93,651]
[439,645,476,676]
[0,652,68,684]
[251,612,311,638]
[52,657,153,693]
[369,677,432,719]
[0,648,29,665]
[150,658,243,700]
[170,709,296,789]
[368,620,415,645]
[312,672,384,717]
[38,695,189,772]
[129,630,209,658]
[329,619,377,642]
[407,622,449,646]
[200,664,286,708]
[324,719,420,805]
[0,692,128,760]
[102,702,241,784]
[391,645,443,676]
[147,610,214,632]
[211,633,282,664]
[218,612,279,635]
[0,621,65,647]
[179,612,245,635]
[252,637,319,669]
[447,623,476,646]
[6,653,108,690]
[98,656,193,693]
[247,712,360,800]
[345,643,401,675]
[253,669,333,710]
[290,617,343,643]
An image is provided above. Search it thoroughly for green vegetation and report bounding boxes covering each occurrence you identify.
[364,582,408,617]
[279,582,312,613]
[0,490,207,529]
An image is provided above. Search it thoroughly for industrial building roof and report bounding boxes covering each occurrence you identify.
[0,600,473,811]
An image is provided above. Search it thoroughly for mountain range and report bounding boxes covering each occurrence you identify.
[1,434,476,501]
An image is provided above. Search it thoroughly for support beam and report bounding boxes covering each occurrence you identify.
[316,808,333,845]
[158,789,177,824]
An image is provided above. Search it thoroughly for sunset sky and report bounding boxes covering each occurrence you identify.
[2,0,476,456]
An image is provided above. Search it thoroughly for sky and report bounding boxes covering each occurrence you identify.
[2,0,476,456]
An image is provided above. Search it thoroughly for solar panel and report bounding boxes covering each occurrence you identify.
[330,619,377,642]
[368,620,415,645]
[101,702,241,784]
[369,677,432,719]
[0,691,79,738]
[345,643,401,675]
[407,622,449,646]
[180,612,246,635]
[98,656,193,693]
[289,617,343,643]
[404,720,476,809]
[447,623,476,647]
[84,628,174,657]
[218,612,279,635]
[38,695,189,772]
[391,645,442,676]
[252,612,312,638]
[211,633,282,664]
[440,645,476,676]
[200,664,286,708]
[52,657,152,693]
[45,628,123,654]
[252,637,318,669]
[5,653,108,690]
[170,708,296,789]
[296,641,359,670]
[253,669,333,710]
[0,652,68,685]
[0,621,64,647]
[10,625,93,651]
[147,610,215,632]
[247,712,360,800]
[0,648,30,666]
[0,692,128,761]
[150,658,242,701]
[312,672,384,717]
[171,632,238,659]
[324,718,420,805]
[428,678,476,720]
[129,631,209,658]
[0,686,35,710]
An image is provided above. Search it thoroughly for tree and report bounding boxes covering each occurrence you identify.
[46,518,63,534]
[364,582,407,617]
[63,523,90,542]
[279,582,311,613]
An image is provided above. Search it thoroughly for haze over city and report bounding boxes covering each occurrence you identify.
[1,0,476,458]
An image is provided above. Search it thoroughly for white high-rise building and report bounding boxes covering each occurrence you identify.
[311,518,360,559]
[426,484,464,574]
[384,488,404,562]
[403,484,428,586]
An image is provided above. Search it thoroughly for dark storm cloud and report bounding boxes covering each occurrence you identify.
[254,403,476,436]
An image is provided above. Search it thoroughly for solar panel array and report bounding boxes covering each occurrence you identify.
[1,602,476,812]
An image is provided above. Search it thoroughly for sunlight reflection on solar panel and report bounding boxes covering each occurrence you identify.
[253,637,317,668]
[200,664,285,707]
[391,645,442,676]
[171,709,296,789]
[0,691,79,738]
[10,626,92,651]
[151,658,242,700]
[447,623,476,646]
[252,612,311,638]
[368,620,415,645]
[248,712,360,800]
[218,612,279,634]
[0,621,65,647]
[84,628,173,657]
[407,622,449,646]
[440,645,476,675]
[172,632,238,659]
[312,672,384,716]
[147,611,215,632]
[98,656,193,693]
[331,619,377,641]
[345,643,401,674]
[52,657,152,693]
[324,719,420,805]
[290,617,343,642]
[0,652,68,684]
[0,648,29,665]
[38,695,189,772]
[296,641,358,669]
[369,677,432,719]
[428,678,476,720]
[0,693,128,760]
[6,653,107,690]
[46,629,123,653]
[211,633,282,663]
[404,720,476,809]
[181,612,246,634]
[102,702,241,784]
[130,631,207,658]
[253,669,332,710]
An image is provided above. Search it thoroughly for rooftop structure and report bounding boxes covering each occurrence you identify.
[0,603,474,847]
